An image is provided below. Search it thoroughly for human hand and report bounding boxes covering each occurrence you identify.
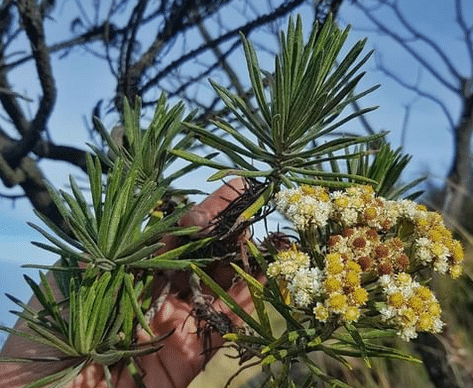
[0,178,258,388]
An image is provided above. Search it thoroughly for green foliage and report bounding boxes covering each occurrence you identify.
[0,95,216,387]
[173,15,384,189]
[343,143,425,200]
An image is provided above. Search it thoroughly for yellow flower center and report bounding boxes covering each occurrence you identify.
[415,286,432,300]
[327,261,343,275]
[417,313,433,331]
[408,295,424,313]
[400,308,416,325]
[451,240,464,263]
[428,302,441,316]
[431,242,445,257]
[324,276,342,293]
[288,192,301,203]
[352,287,368,305]
[388,292,404,308]
[428,229,444,243]
[334,196,349,208]
[329,293,347,311]
[450,264,463,279]
[416,204,427,212]
[346,260,362,273]
[344,306,360,322]
[345,271,360,287]
[364,207,377,220]
[396,272,412,285]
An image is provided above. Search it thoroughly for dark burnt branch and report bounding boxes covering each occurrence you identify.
[0,148,69,232]
[139,0,306,95]
[351,100,377,136]
[119,0,148,82]
[32,141,91,173]
[444,90,473,227]
[4,0,57,166]
[0,191,25,200]
[0,72,29,135]
[455,0,473,77]
[3,23,121,71]
[0,1,16,53]
[387,0,462,82]
[0,3,28,136]
[374,55,455,129]
[355,0,473,232]
[314,0,344,23]
[38,0,56,19]
[355,1,460,94]
[0,86,33,102]
[116,0,233,109]
[197,20,246,97]
[18,0,56,129]
[144,38,241,107]
[17,156,71,233]
[0,127,101,175]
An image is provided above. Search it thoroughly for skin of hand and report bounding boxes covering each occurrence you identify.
[0,177,260,388]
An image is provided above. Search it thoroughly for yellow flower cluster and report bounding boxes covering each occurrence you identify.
[274,185,332,229]
[275,184,464,278]
[267,245,323,308]
[328,227,410,276]
[267,245,311,278]
[270,184,465,340]
[413,211,464,278]
[379,273,443,341]
[331,185,399,229]
[315,252,368,323]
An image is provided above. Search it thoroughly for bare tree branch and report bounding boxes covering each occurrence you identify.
[0,86,32,101]
[355,1,460,93]
[4,0,57,166]
[355,0,473,231]
[455,0,473,77]
[197,20,246,97]
[375,55,456,129]
[3,23,121,70]
[0,0,328,232]
[139,0,307,97]
[388,0,462,82]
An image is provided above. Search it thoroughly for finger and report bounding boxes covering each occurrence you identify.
[178,178,246,235]
[136,294,204,388]
[154,177,246,255]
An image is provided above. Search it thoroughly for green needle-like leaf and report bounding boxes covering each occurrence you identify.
[190,264,269,338]
[22,361,87,388]
[174,15,381,195]
[170,149,230,170]
[27,222,84,261]
[38,272,68,336]
[124,273,153,336]
[230,263,273,337]
[125,236,214,267]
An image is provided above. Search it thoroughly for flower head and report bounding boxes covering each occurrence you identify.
[378,273,444,341]
[271,184,463,341]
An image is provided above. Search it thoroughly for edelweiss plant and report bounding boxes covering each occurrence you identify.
[177,15,465,388]
[0,14,464,388]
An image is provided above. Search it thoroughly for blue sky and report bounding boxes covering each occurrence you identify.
[1,0,471,344]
